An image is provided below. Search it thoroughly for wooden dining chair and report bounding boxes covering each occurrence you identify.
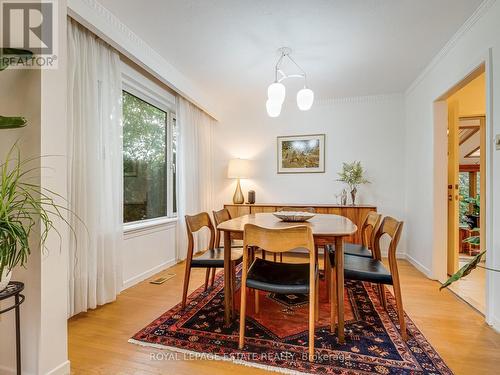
[239,223,318,361]
[182,212,243,309]
[324,212,382,302]
[211,208,244,288]
[327,216,407,340]
[213,208,266,265]
[343,211,382,258]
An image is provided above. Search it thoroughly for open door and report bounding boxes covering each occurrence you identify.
[437,64,487,313]
[447,99,459,275]
[479,116,486,255]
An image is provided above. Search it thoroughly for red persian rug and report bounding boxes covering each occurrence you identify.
[130,269,453,375]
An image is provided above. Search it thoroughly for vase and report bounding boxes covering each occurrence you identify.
[0,268,12,292]
[350,187,357,205]
[341,189,348,206]
[232,178,244,204]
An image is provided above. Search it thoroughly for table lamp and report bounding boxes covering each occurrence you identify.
[227,158,250,204]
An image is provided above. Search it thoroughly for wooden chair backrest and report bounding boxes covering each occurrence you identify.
[185,212,215,257]
[373,216,403,261]
[212,208,236,247]
[213,208,231,226]
[242,224,316,292]
[278,207,316,213]
[361,211,382,248]
[243,223,315,255]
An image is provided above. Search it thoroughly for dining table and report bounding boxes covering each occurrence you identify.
[217,212,358,343]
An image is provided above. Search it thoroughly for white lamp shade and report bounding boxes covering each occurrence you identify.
[266,99,282,117]
[267,82,286,104]
[297,88,314,111]
[227,158,251,179]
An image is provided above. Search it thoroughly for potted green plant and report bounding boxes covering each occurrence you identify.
[0,145,74,291]
[337,161,370,205]
[464,194,480,229]
[0,48,32,130]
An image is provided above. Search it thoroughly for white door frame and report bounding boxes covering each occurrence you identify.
[432,48,494,325]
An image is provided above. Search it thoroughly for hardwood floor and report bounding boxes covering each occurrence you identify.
[449,259,485,313]
[68,257,500,375]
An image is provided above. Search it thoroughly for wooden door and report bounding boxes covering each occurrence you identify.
[479,116,486,254]
[447,100,460,275]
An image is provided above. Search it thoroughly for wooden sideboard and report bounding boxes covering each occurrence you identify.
[224,203,377,244]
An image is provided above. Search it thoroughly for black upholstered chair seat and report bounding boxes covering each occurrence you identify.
[343,242,373,258]
[246,258,316,294]
[327,245,392,285]
[191,247,243,268]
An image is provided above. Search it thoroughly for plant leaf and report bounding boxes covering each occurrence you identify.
[0,48,33,71]
[439,251,486,290]
[0,116,27,129]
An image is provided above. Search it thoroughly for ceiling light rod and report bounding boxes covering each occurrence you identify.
[266,47,314,117]
[274,47,307,86]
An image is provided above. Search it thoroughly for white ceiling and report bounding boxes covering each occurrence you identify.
[98,0,483,108]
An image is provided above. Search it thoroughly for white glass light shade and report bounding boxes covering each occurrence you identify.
[267,82,286,104]
[296,88,314,111]
[227,158,251,179]
[266,99,282,117]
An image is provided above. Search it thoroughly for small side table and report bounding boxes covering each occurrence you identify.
[0,282,25,375]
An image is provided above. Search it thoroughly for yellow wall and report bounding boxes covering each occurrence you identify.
[447,72,486,117]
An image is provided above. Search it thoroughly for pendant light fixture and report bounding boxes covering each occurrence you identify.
[266,47,314,117]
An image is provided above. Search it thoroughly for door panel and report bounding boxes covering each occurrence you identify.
[479,116,486,255]
[447,100,459,275]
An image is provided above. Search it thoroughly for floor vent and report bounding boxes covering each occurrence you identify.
[150,274,175,285]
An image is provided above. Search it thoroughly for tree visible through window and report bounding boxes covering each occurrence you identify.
[123,91,176,223]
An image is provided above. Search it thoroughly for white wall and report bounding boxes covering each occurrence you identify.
[39,0,70,372]
[0,1,70,373]
[0,69,42,375]
[213,95,407,253]
[122,222,177,289]
[404,0,500,329]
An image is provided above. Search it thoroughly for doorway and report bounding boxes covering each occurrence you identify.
[444,67,486,313]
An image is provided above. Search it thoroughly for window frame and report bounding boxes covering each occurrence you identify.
[122,63,177,228]
[166,113,177,218]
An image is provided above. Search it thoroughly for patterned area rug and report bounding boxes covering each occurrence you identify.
[130,269,453,375]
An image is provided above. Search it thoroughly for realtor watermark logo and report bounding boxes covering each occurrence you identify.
[1,0,58,68]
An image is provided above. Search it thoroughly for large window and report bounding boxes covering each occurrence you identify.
[123,90,177,223]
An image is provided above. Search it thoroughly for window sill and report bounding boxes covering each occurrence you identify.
[123,217,177,234]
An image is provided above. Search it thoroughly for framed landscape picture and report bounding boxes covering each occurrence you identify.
[277,134,325,173]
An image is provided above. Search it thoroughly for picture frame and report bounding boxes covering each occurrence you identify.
[277,134,325,174]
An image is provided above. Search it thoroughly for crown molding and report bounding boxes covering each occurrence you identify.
[316,93,403,106]
[405,0,496,96]
[67,0,219,120]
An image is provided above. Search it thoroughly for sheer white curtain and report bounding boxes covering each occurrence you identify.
[67,20,123,316]
[176,97,216,260]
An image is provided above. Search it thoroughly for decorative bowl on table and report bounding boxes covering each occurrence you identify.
[272,211,316,222]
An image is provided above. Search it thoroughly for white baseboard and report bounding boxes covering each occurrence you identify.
[381,250,407,259]
[122,259,178,290]
[490,316,500,333]
[0,360,69,375]
[0,364,26,375]
[46,361,71,375]
[405,253,432,278]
